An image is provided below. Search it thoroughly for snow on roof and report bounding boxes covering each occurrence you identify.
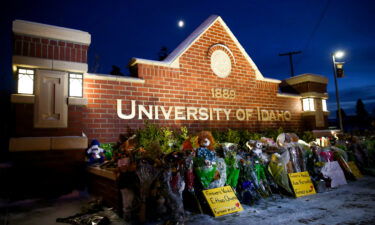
[130,15,280,83]
[163,15,219,64]
[13,20,91,44]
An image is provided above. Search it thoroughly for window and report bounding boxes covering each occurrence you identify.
[322,99,328,111]
[17,68,34,94]
[69,73,83,97]
[302,98,315,111]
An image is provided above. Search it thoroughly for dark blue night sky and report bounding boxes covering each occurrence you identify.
[1,0,375,116]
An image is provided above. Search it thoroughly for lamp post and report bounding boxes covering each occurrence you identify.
[332,51,344,131]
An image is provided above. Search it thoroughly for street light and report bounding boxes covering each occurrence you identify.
[334,51,345,58]
[332,50,345,131]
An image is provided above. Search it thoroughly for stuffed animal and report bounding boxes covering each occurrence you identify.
[195,131,220,189]
[196,131,216,166]
[87,139,105,165]
[246,140,269,163]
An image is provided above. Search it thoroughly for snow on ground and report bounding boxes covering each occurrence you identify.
[1,177,375,225]
[186,177,375,225]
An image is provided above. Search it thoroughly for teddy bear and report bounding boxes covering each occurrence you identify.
[246,140,269,163]
[196,131,216,166]
[195,131,221,189]
[86,139,105,165]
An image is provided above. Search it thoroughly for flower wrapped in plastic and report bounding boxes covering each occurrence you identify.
[261,137,279,154]
[194,157,217,189]
[320,148,334,162]
[292,133,309,171]
[253,161,272,197]
[222,143,240,189]
[237,160,262,205]
[268,152,293,195]
[331,146,355,180]
[208,158,227,189]
[277,133,305,173]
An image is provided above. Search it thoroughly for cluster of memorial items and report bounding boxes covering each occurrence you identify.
[85,124,374,223]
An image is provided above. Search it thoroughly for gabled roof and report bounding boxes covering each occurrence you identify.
[130,15,280,83]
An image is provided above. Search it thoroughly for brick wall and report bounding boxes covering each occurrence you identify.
[13,104,84,137]
[12,20,304,143]
[80,20,302,142]
[13,34,88,63]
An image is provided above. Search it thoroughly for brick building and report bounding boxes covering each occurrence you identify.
[9,15,329,149]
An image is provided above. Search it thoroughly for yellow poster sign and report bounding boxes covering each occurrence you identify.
[202,186,243,217]
[347,161,363,179]
[288,171,316,197]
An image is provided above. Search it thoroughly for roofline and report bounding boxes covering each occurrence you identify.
[130,15,281,83]
[13,20,91,45]
[129,57,179,68]
[163,15,220,64]
[284,73,328,85]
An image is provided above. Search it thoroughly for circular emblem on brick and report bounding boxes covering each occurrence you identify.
[210,49,232,78]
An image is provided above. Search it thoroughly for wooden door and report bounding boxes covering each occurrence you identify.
[34,69,68,128]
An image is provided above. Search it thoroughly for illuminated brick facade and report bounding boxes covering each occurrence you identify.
[11,16,329,144]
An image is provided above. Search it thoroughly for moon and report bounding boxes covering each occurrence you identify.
[178,20,184,28]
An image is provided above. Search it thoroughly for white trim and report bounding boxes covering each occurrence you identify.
[68,97,88,106]
[129,58,180,68]
[284,73,328,85]
[9,135,88,152]
[85,73,145,83]
[13,55,52,69]
[276,93,301,99]
[53,60,88,72]
[262,78,281,84]
[9,137,51,152]
[164,15,219,64]
[13,20,91,44]
[51,136,88,150]
[208,44,236,63]
[130,15,280,83]
[13,56,88,73]
[11,94,35,104]
[215,16,275,82]
[301,111,316,116]
[301,92,328,99]
[302,111,330,116]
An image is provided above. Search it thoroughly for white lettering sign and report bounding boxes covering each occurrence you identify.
[117,100,293,121]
